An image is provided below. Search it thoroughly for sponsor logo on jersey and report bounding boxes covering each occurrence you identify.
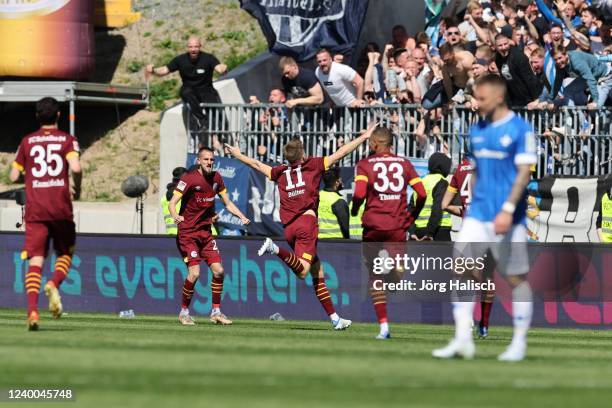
[190,251,198,258]
[500,134,512,147]
[195,185,201,191]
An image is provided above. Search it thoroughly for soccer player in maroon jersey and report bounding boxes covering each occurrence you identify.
[9,97,82,331]
[442,156,495,339]
[351,126,427,339]
[224,122,378,330]
[168,147,250,326]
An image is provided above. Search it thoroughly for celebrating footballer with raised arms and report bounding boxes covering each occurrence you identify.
[225,121,378,330]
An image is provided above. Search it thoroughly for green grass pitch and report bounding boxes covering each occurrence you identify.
[1,308,612,408]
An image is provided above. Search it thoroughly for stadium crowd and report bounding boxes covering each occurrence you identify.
[276,0,611,110]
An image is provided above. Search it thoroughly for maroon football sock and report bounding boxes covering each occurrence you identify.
[25,265,42,315]
[480,301,493,328]
[211,275,223,309]
[50,255,72,288]
[181,278,196,309]
[277,247,305,276]
[371,289,388,324]
[312,276,335,315]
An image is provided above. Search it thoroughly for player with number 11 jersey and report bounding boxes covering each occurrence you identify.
[225,122,378,330]
[351,126,427,339]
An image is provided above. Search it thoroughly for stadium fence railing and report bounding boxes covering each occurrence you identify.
[191,103,611,178]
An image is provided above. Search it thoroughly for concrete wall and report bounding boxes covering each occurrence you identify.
[0,198,164,234]
[355,0,425,55]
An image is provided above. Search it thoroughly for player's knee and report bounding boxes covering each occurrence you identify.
[188,268,200,281]
[297,262,311,280]
[212,265,224,277]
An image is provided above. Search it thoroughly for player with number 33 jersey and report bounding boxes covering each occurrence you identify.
[351,126,427,339]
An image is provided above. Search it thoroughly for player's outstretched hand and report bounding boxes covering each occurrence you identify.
[240,216,251,225]
[360,120,379,138]
[493,211,512,235]
[224,143,241,157]
[174,215,185,225]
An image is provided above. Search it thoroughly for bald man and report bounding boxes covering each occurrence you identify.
[146,37,227,125]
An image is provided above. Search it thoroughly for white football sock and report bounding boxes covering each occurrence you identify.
[512,281,533,345]
[380,322,389,334]
[271,242,279,254]
[453,301,475,342]
[330,312,339,322]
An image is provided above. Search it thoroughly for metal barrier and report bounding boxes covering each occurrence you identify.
[188,104,611,177]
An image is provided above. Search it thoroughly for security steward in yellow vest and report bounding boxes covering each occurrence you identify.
[597,189,612,243]
[349,201,364,240]
[318,167,350,239]
[409,153,453,241]
[161,167,188,236]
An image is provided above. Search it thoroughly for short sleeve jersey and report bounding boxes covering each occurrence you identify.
[448,157,475,213]
[13,128,79,222]
[355,153,422,231]
[468,112,537,224]
[270,157,328,226]
[167,52,220,90]
[174,169,226,232]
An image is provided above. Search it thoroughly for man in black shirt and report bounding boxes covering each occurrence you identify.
[279,56,324,108]
[494,33,541,106]
[146,36,227,123]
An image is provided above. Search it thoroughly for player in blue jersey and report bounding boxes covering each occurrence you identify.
[432,75,536,362]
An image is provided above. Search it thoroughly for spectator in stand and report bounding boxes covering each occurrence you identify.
[439,42,475,106]
[249,88,289,161]
[363,51,386,102]
[464,45,496,110]
[145,36,227,128]
[315,48,364,107]
[412,46,433,94]
[279,56,325,108]
[527,47,557,109]
[459,1,484,43]
[546,23,573,51]
[460,1,495,49]
[444,20,468,50]
[495,33,542,106]
[552,45,612,107]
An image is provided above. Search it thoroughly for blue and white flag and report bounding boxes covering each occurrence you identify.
[240,0,369,61]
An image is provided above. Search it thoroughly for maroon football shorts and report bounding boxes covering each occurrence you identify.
[176,226,221,267]
[23,220,76,259]
[362,228,407,243]
[284,214,319,264]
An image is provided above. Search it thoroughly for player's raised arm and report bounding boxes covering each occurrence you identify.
[224,144,272,179]
[218,190,250,225]
[327,121,378,168]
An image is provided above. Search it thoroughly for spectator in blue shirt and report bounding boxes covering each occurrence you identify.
[552,45,612,107]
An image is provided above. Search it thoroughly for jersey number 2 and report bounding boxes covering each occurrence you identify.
[284,167,305,190]
[30,144,63,178]
[373,162,404,192]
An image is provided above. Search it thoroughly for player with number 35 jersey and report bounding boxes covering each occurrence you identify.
[225,122,378,331]
[10,97,82,331]
[351,126,427,340]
